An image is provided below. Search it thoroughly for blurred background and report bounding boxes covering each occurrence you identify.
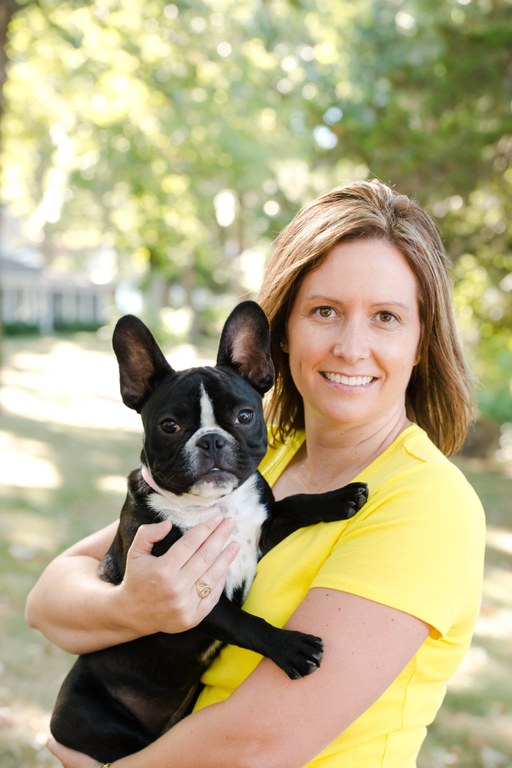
[0,0,511,765]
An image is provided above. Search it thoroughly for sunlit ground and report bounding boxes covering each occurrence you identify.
[0,331,511,767]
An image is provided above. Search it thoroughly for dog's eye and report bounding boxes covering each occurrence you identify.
[160,418,181,434]
[236,409,254,425]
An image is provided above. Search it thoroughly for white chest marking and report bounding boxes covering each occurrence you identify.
[145,474,267,600]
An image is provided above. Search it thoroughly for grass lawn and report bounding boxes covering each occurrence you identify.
[1,332,511,767]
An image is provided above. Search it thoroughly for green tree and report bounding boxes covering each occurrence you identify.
[297,0,512,422]
[1,0,510,419]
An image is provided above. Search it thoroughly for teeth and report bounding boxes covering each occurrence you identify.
[324,373,373,386]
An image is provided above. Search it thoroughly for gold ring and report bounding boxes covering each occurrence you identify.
[196,581,212,599]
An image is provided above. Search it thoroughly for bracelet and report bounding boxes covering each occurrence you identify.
[100,764,111,768]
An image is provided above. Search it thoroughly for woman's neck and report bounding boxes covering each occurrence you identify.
[273,411,412,499]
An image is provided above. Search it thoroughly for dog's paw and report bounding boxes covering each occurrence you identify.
[273,630,324,679]
[316,482,369,523]
[345,482,369,517]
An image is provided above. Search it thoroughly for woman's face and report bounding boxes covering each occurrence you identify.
[284,238,421,435]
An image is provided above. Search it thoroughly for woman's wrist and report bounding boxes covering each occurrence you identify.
[111,583,150,640]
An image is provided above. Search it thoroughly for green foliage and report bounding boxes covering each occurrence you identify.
[474,334,512,423]
[3,322,40,336]
[1,0,511,421]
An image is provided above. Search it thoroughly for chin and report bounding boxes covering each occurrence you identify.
[189,471,240,500]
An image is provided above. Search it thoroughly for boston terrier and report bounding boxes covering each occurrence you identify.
[50,301,368,762]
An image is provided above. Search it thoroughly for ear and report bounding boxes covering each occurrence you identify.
[112,315,174,412]
[216,301,274,395]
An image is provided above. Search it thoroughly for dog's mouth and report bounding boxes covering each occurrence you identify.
[188,468,240,499]
[201,467,238,485]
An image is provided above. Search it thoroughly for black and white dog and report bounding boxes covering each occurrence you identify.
[50,301,368,762]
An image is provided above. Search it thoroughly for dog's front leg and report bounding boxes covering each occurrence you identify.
[200,594,323,679]
[259,482,369,555]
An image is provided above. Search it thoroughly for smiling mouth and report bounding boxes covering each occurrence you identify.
[323,373,374,386]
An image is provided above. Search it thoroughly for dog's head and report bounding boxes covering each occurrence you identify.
[112,301,274,501]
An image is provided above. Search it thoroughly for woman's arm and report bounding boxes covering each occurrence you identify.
[25,514,239,655]
[48,587,430,768]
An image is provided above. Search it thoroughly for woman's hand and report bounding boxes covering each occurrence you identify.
[26,513,240,655]
[47,738,99,768]
[116,513,240,636]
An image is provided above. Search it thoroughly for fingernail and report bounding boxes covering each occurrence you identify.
[210,512,224,524]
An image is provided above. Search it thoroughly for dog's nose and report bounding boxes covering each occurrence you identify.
[196,432,227,453]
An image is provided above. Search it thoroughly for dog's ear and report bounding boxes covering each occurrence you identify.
[216,301,274,395]
[112,315,173,412]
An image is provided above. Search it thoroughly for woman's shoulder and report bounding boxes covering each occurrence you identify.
[363,424,484,525]
[374,424,473,481]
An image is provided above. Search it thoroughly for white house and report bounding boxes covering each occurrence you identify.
[0,255,113,333]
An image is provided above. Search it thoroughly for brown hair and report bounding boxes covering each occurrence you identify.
[258,179,473,456]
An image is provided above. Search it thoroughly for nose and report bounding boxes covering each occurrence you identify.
[332,318,370,364]
[196,432,227,453]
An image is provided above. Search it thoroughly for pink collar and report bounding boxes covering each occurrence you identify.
[141,464,165,495]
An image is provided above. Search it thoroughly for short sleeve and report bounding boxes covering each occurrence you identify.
[311,461,485,637]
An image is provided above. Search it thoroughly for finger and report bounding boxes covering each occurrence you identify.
[177,517,237,580]
[191,539,240,618]
[128,519,173,559]
[160,513,229,570]
[47,737,97,768]
[199,538,240,593]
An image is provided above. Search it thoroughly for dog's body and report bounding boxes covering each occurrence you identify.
[50,302,368,762]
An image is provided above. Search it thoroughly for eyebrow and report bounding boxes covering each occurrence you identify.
[304,294,412,310]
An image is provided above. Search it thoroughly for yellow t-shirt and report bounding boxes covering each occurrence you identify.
[195,424,486,767]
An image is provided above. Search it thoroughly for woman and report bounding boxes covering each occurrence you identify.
[26,179,485,768]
